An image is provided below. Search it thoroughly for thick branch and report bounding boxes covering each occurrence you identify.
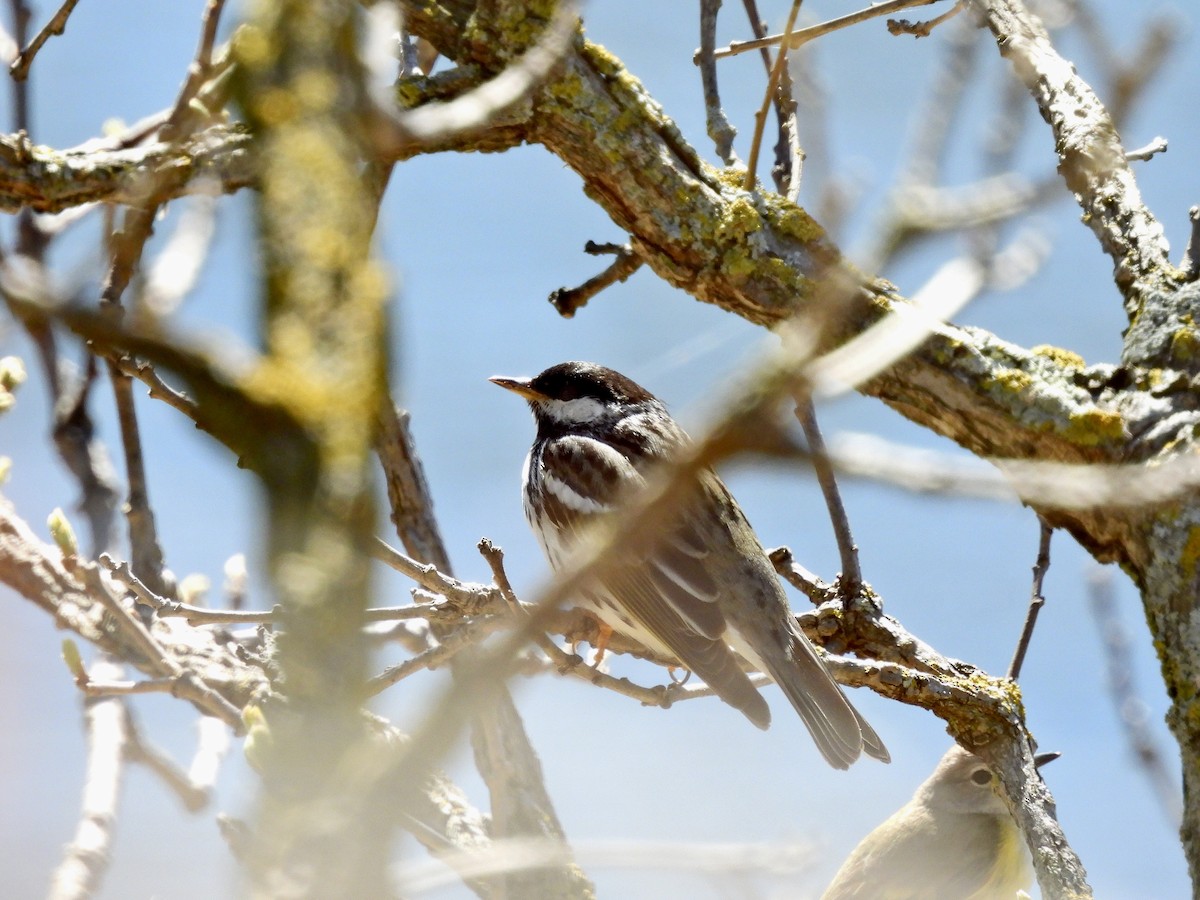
[967,0,1173,301]
[0,126,255,213]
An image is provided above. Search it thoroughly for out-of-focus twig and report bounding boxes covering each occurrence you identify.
[970,0,1171,298]
[47,656,129,900]
[376,0,579,152]
[374,398,594,899]
[1088,568,1183,828]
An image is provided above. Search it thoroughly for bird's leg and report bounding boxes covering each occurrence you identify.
[591,618,614,666]
[668,667,692,686]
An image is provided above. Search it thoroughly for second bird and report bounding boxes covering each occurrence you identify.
[490,361,888,769]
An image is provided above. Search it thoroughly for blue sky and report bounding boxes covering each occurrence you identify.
[1,2,1196,897]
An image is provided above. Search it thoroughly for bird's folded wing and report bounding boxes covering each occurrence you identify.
[538,436,726,639]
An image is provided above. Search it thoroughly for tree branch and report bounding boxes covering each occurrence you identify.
[47,656,128,900]
[968,0,1172,300]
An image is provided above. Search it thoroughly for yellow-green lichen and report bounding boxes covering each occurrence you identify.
[985,368,1034,394]
[772,202,825,244]
[463,0,559,55]
[758,256,807,292]
[1031,344,1085,368]
[580,40,624,79]
[1062,408,1126,446]
[721,244,757,278]
[395,78,427,110]
[1180,525,1200,576]
[718,196,762,240]
[713,166,750,190]
[545,68,585,104]
[1170,326,1200,364]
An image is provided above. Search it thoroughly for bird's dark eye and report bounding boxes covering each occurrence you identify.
[970,768,993,786]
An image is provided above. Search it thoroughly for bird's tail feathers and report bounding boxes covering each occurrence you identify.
[761,630,889,769]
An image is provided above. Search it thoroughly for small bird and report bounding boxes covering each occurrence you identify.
[490,360,888,769]
[823,744,1059,899]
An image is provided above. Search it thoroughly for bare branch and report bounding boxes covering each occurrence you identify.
[9,0,79,82]
[969,0,1171,297]
[47,656,128,900]
[1125,137,1167,163]
[698,0,739,165]
[396,836,818,895]
[548,241,642,318]
[158,0,229,141]
[124,713,215,813]
[825,431,1200,511]
[90,555,245,729]
[794,396,862,595]
[0,125,255,214]
[375,0,579,152]
[1008,519,1052,680]
[742,0,803,192]
[1180,206,1200,284]
[887,0,966,37]
[365,616,508,697]
[702,0,944,61]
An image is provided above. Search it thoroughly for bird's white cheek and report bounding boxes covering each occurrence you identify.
[541,396,611,425]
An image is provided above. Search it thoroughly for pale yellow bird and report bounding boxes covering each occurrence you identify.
[823,744,1058,899]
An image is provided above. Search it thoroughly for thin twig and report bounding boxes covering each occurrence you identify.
[698,0,740,165]
[737,0,801,197]
[743,0,803,192]
[104,555,273,624]
[48,655,128,900]
[477,538,754,711]
[109,354,199,419]
[1181,206,1200,283]
[79,677,181,696]
[370,537,503,611]
[107,362,172,598]
[887,0,966,37]
[124,710,211,812]
[158,0,228,141]
[704,0,942,61]
[548,241,642,318]
[768,546,834,603]
[740,0,776,71]
[90,555,245,729]
[1008,518,1051,680]
[1124,137,1167,163]
[793,395,861,596]
[365,616,509,697]
[8,0,78,82]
